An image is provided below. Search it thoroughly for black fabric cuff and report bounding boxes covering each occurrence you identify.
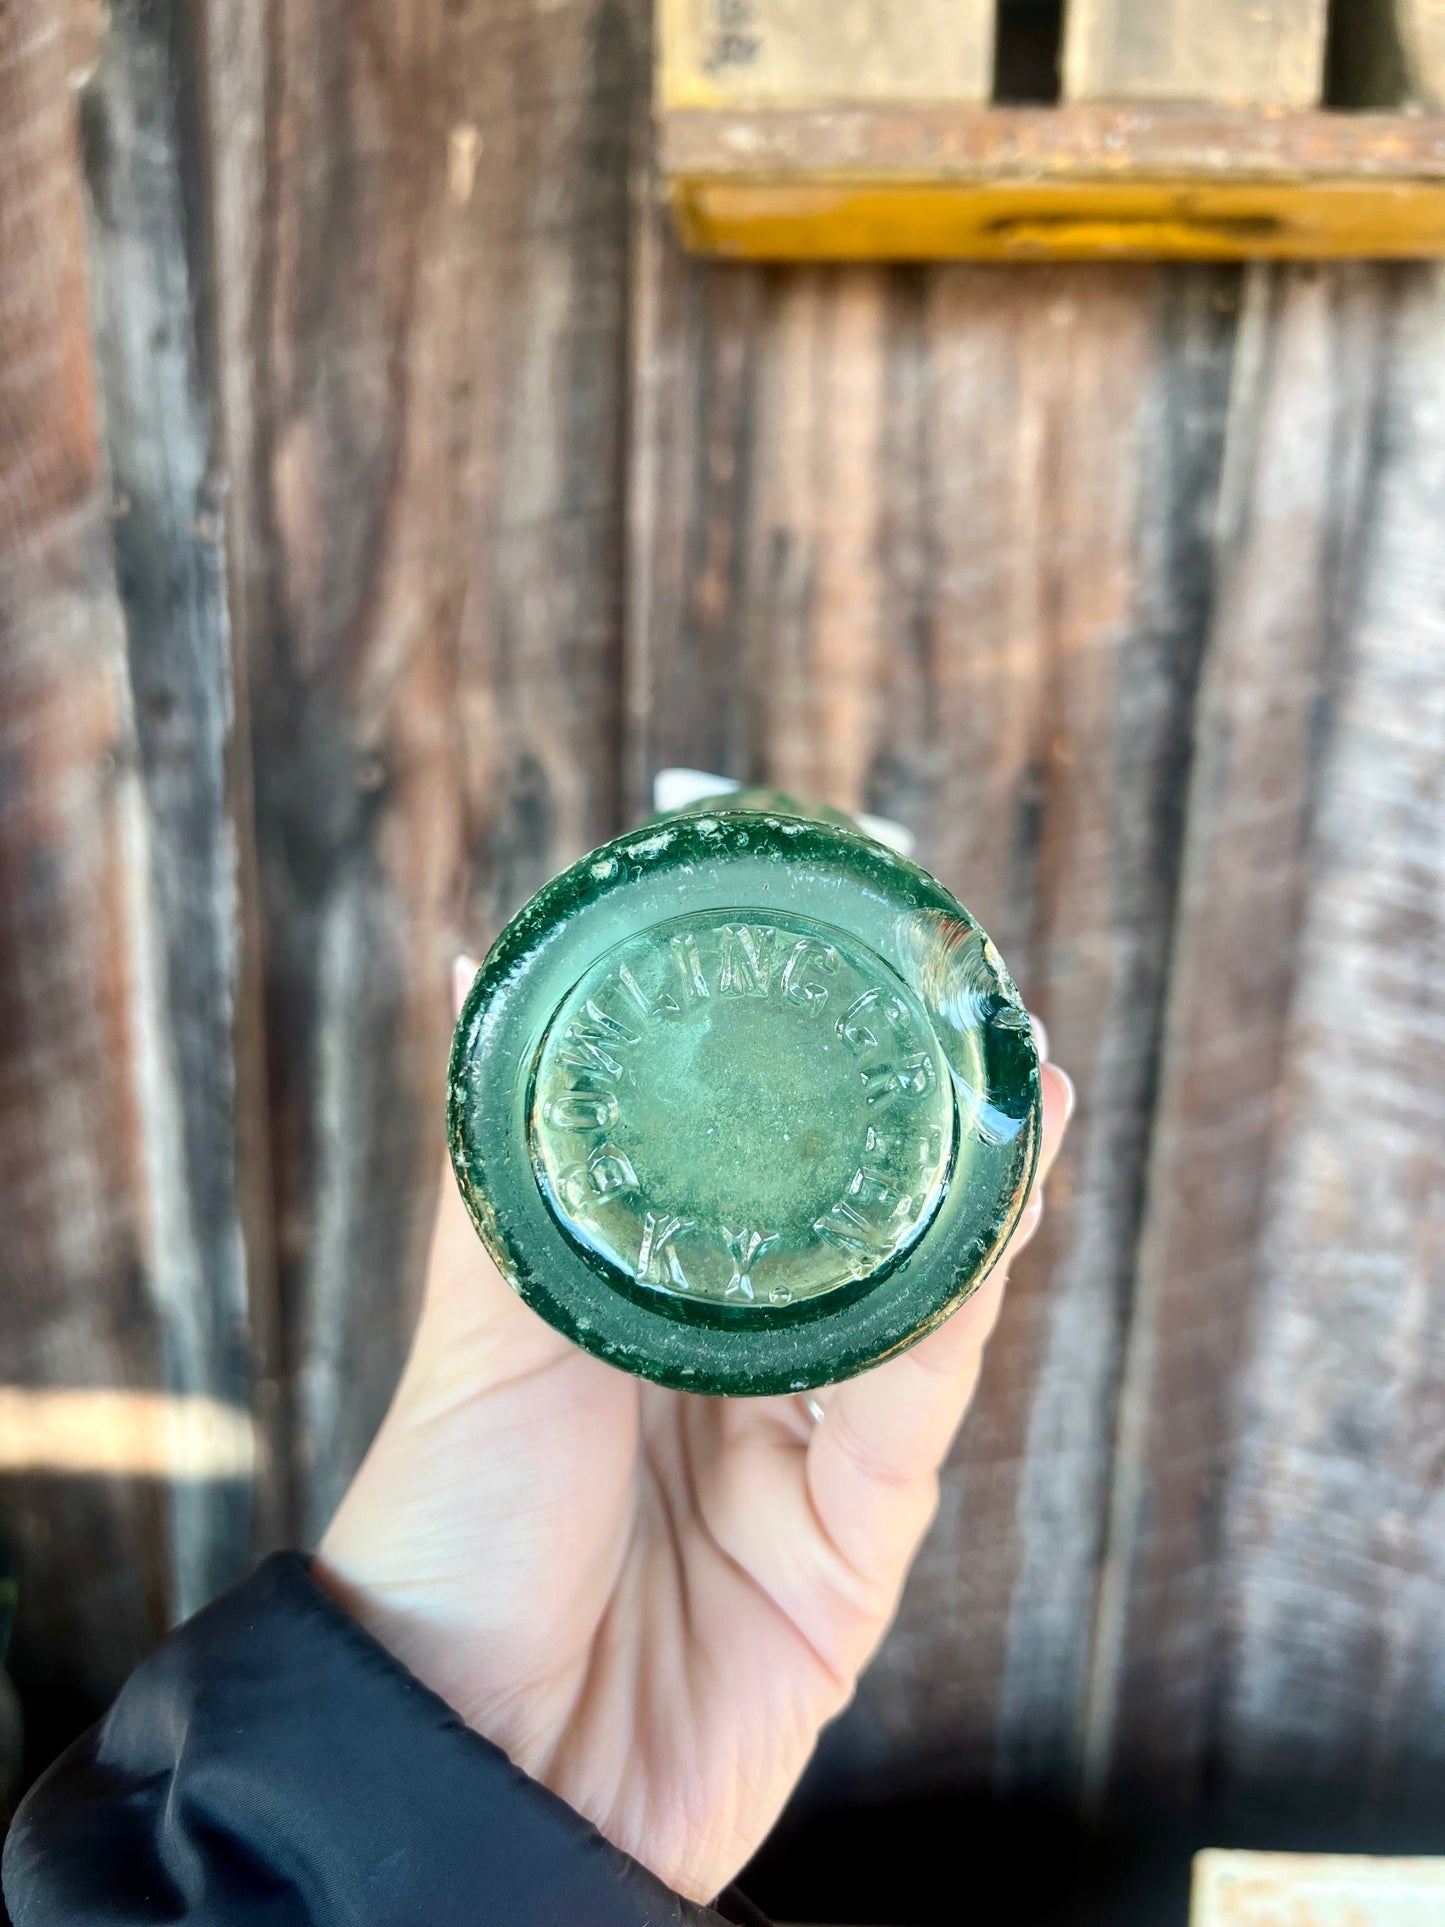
[3,1551,768,1927]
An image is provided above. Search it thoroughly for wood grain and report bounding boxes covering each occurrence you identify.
[0,0,262,1765]
[200,0,640,1536]
[627,186,1240,1802]
[1081,263,1392,1816]
[0,0,158,1737]
[1213,263,1445,1828]
[0,3,98,547]
[79,0,282,1615]
[1062,0,1329,106]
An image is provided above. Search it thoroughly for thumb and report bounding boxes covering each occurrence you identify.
[403,953,574,1393]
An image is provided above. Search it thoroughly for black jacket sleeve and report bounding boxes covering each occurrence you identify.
[2,1552,770,1927]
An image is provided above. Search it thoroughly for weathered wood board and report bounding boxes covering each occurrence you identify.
[198,0,640,1539]
[1082,263,1393,1816]
[0,0,275,1767]
[80,0,282,1614]
[658,0,996,106]
[1062,0,1329,105]
[628,194,1240,1811]
[1211,263,1445,1828]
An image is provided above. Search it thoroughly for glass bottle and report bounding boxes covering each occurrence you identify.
[448,777,1040,1396]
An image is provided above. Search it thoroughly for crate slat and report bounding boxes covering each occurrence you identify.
[1397,0,1445,103]
[658,0,996,107]
[1062,0,1329,105]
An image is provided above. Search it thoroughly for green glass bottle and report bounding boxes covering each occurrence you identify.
[448,786,1040,1396]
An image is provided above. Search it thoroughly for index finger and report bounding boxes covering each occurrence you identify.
[803,1055,1074,1587]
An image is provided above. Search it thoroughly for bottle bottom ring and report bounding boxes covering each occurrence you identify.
[449,807,1040,1394]
[529,910,955,1313]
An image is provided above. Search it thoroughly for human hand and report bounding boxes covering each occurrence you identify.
[317,960,1073,1904]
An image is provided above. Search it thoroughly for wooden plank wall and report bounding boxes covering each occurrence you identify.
[627,237,1240,1822]
[196,0,635,1540]
[0,0,278,1772]
[1,0,1444,1916]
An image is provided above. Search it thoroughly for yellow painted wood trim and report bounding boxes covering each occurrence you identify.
[670,176,1445,259]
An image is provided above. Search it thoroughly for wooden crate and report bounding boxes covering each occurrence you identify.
[658,0,1445,258]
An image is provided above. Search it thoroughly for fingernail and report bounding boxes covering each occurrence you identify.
[1056,1066,1076,1122]
[1029,1013,1050,1060]
[1010,1189,1045,1257]
[452,953,481,1018]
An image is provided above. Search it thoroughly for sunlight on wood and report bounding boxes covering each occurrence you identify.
[1194,1851,1445,1927]
[0,1388,258,1479]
